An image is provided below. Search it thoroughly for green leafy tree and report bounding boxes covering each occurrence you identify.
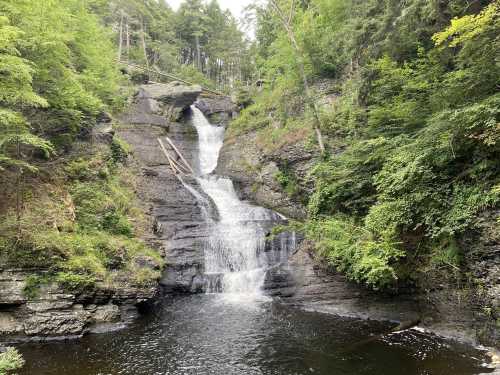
[0,14,53,233]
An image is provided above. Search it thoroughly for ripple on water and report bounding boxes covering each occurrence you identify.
[16,294,494,375]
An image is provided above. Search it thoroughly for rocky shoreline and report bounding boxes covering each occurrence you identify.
[0,268,157,340]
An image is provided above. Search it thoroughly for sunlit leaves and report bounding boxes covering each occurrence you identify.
[432,1,499,47]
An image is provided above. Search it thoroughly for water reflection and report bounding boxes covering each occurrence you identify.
[17,295,492,375]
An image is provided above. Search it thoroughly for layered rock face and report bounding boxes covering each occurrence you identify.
[132,82,202,122]
[118,82,207,294]
[217,134,314,219]
[264,242,420,323]
[194,96,238,125]
[0,269,155,338]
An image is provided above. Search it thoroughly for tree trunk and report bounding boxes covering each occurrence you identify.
[117,12,124,61]
[125,20,130,61]
[15,128,22,238]
[140,17,149,70]
[195,34,201,71]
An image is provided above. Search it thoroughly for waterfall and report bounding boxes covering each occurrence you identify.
[190,106,224,175]
[189,105,295,297]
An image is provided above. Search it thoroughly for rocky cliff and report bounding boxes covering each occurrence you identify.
[117,83,208,294]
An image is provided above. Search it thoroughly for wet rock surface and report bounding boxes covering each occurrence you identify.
[117,83,207,294]
[262,243,420,323]
[216,131,315,220]
[194,96,238,125]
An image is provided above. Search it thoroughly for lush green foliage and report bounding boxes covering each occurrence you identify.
[0,347,24,374]
[0,0,124,179]
[99,0,253,91]
[306,217,404,288]
[0,142,163,292]
[241,0,500,288]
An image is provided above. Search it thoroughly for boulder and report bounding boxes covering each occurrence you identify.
[92,303,120,323]
[137,82,202,121]
[194,97,238,125]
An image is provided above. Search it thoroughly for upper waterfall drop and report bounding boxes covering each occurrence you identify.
[190,106,225,175]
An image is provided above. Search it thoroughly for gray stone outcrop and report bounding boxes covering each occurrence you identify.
[117,83,207,294]
[0,269,156,338]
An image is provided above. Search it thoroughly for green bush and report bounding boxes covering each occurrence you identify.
[130,70,149,85]
[102,210,133,236]
[22,274,51,299]
[110,137,130,164]
[306,217,404,288]
[70,172,135,236]
[275,166,301,200]
[55,272,96,292]
[0,347,24,375]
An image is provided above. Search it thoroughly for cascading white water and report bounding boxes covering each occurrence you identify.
[189,105,293,297]
[190,106,224,175]
[198,176,272,295]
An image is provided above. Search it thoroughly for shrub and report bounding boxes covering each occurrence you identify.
[306,217,404,288]
[110,137,130,164]
[0,347,24,375]
[274,167,300,199]
[22,274,51,299]
[55,272,96,292]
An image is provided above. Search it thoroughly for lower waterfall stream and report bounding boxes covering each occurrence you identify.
[15,108,495,375]
[190,105,293,297]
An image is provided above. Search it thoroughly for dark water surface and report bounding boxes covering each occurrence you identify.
[17,295,492,375]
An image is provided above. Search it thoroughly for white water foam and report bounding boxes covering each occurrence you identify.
[189,105,294,299]
[190,106,225,175]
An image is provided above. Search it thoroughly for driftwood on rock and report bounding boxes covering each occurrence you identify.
[157,138,194,178]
